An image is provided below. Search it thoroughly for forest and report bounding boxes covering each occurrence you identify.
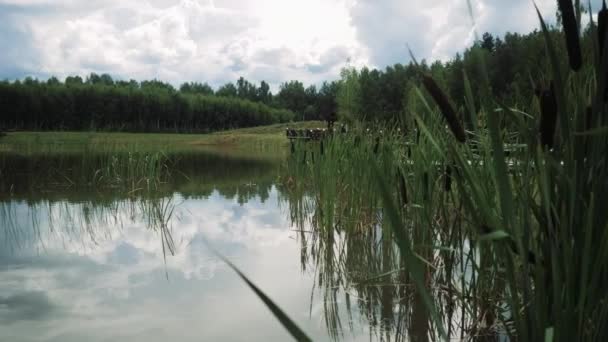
[0,28,590,133]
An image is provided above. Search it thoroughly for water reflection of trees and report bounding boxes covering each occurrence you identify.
[0,151,277,204]
[0,151,280,257]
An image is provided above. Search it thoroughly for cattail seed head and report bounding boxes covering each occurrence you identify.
[539,82,558,149]
[422,74,466,143]
[599,1,608,102]
[558,0,583,71]
[599,1,608,59]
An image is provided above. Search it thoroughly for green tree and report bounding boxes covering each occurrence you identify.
[216,83,238,97]
[318,81,339,128]
[276,81,307,120]
[336,67,361,122]
[257,81,272,104]
[180,82,214,95]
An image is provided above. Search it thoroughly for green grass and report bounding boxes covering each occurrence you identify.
[0,122,324,196]
[0,121,325,156]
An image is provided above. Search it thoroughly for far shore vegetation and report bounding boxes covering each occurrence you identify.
[0,121,324,155]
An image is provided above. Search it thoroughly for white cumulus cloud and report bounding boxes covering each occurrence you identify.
[0,0,590,87]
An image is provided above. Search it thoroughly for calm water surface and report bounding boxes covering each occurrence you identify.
[0,152,373,341]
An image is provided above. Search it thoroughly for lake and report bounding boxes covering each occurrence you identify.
[0,151,389,342]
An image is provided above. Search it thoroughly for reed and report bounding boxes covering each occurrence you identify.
[0,152,169,196]
[280,2,608,341]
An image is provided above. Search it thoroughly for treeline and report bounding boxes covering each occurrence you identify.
[336,27,595,126]
[0,77,296,132]
[182,76,339,123]
[0,73,341,132]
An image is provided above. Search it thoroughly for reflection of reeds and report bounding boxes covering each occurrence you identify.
[0,195,179,257]
[0,149,314,341]
[141,196,176,271]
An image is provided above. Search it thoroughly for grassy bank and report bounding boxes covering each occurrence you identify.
[0,121,323,194]
[0,121,324,157]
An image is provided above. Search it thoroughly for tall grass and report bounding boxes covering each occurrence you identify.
[280,4,608,341]
[0,152,168,199]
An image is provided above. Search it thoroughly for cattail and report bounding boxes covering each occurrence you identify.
[599,1,608,102]
[558,0,583,71]
[422,74,466,143]
[444,164,452,192]
[320,140,324,155]
[539,82,558,149]
[599,1,608,59]
[302,150,307,164]
[290,140,295,154]
[398,170,408,205]
[373,136,380,154]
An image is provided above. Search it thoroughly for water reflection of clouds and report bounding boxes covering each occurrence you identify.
[0,188,371,341]
[0,291,56,323]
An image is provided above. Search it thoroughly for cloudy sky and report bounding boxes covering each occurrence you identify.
[0,0,592,89]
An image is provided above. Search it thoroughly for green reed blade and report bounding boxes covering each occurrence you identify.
[211,248,312,342]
